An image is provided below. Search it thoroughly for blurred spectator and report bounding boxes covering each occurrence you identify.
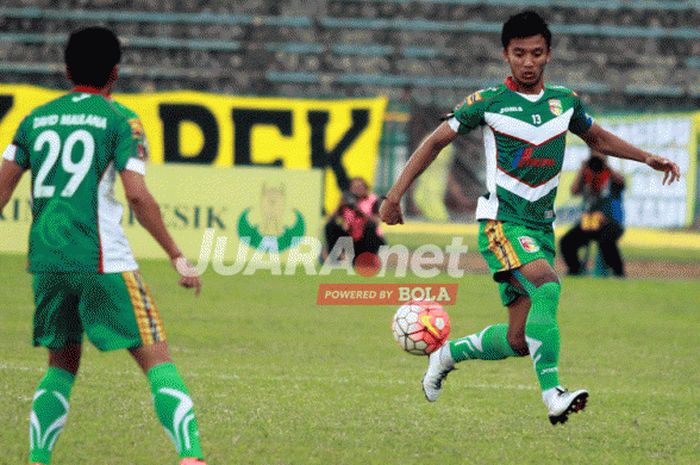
[324,177,385,261]
[560,151,626,277]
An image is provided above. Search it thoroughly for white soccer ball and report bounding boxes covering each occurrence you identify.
[391,301,451,356]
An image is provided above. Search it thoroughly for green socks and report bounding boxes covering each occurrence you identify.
[449,324,518,362]
[147,362,204,460]
[29,367,75,464]
[29,363,203,463]
[524,281,561,391]
[448,279,562,392]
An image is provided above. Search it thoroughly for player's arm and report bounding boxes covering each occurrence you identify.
[120,170,201,295]
[0,158,25,214]
[0,121,31,213]
[379,122,458,225]
[578,123,680,185]
[114,115,201,294]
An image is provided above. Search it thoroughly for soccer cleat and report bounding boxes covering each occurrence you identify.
[180,459,207,465]
[544,386,589,425]
[421,344,455,402]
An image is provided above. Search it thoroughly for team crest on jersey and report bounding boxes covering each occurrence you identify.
[518,236,540,253]
[548,99,563,116]
[465,91,483,106]
[128,118,144,140]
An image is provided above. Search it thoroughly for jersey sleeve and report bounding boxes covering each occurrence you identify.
[114,116,148,175]
[568,94,594,136]
[449,90,487,135]
[3,117,31,169]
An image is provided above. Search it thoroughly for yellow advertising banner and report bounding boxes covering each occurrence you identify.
[0,164,323,261]
[0,84,386,212]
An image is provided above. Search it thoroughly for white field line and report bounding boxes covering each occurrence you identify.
[0,363,691,399]
[0,362,533,391]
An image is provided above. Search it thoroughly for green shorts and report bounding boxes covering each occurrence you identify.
[478,220,556,307]
[32,270,166,351]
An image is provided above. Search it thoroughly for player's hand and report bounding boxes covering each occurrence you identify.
[379,197,404,225]
[172,256,202,296]
[646,155,681,185]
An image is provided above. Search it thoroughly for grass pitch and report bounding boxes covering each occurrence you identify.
[1,253,698,465]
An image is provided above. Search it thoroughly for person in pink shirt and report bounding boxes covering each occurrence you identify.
[324,177,385,262]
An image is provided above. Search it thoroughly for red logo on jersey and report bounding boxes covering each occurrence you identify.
[513,147,555,168]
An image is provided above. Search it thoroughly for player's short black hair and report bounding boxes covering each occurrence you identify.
[65,26,121,87]
[501,11,552,49]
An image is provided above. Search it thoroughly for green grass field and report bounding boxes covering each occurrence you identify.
[1,253,698,465]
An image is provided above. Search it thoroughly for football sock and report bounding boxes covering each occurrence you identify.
[29,366,75,464]
[522,280,562,391]
[449,324,518,362]
[147,362,204,460]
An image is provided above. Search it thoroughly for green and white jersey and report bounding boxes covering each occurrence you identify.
[448,77,593,229]
[2,87,149,273]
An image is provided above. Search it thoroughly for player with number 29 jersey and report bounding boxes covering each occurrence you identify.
[5,88,147,273]
[0,27,207,465]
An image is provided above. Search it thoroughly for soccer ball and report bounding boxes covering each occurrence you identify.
[392,301,451,355]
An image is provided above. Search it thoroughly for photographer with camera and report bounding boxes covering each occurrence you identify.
[560,150,626,277]
[323,177,385,262]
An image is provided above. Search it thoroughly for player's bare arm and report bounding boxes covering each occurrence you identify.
[380,121,458,225]
[579,123,681,185]
[120,170,202,295]
[0,159,25,213]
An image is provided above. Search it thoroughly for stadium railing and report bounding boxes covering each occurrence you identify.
[335,0,699,12]
[0,6,697,103]
[1,7,698,40]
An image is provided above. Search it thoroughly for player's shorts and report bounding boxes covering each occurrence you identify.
[478,220,556,307]
[32,270,166,351]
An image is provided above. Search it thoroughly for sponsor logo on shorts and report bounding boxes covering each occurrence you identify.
[518,236,540,253]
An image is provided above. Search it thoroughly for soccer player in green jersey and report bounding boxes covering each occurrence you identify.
[0,27,208,464]
[379,11,680,425]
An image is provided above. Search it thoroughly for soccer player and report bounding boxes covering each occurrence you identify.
[0,27,208,463]
[379,11,680,425]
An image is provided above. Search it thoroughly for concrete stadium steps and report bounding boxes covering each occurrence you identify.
[0,6,697,108]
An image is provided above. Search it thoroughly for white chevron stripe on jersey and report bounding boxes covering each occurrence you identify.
[497,168,561,201]
[484,108,573,146]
